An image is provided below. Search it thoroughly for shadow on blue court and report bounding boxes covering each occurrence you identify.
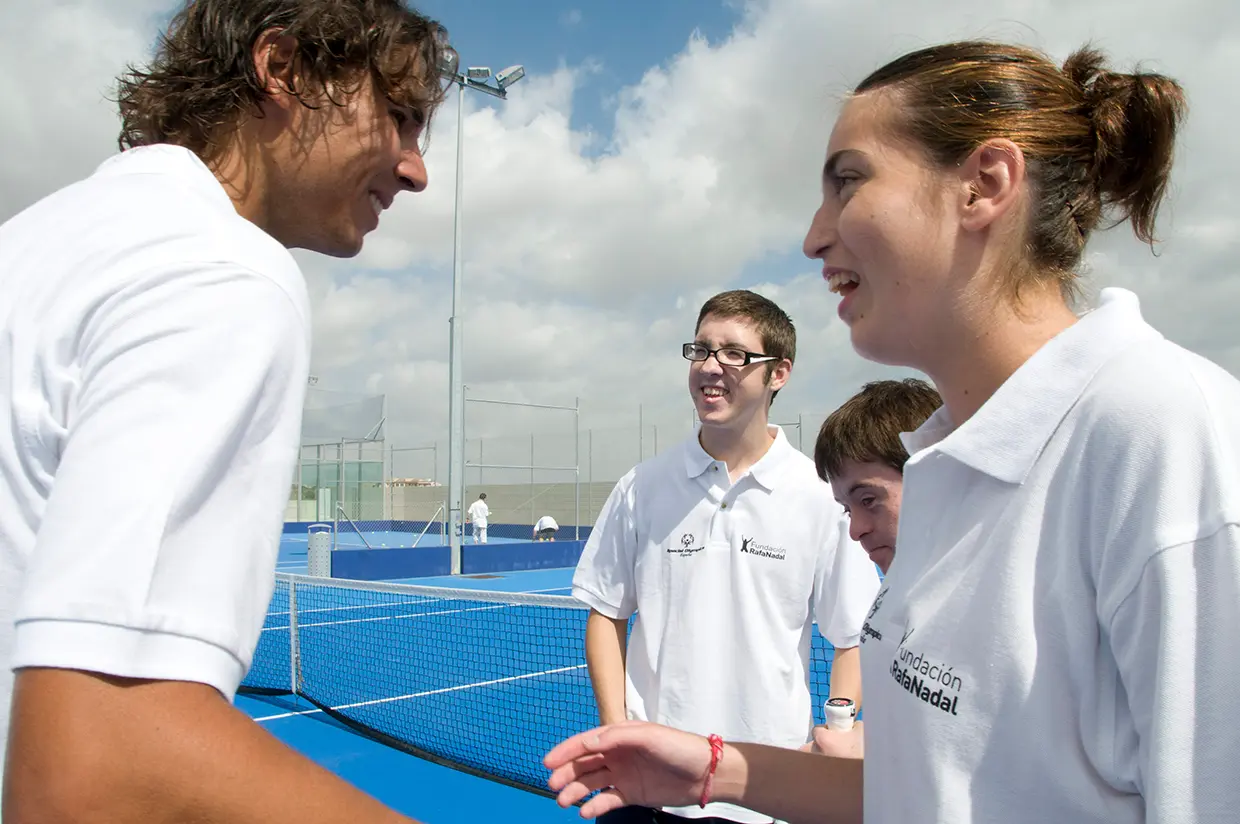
[239,691,580,823]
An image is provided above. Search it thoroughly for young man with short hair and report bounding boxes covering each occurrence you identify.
[0,2,447,821]
[573,290,881,823]
[813,378,942,575]
[801,378,941,757]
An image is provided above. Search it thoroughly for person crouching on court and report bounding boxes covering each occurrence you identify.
[534,515,559,541]
[571,289,881,824]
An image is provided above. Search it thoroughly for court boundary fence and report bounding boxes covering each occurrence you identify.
[333,503,374,550]
[455,393,581,574]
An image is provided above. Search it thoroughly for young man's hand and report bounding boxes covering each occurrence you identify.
[798,721,864,759]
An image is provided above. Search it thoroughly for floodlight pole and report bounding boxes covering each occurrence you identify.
[443,52,524,576]
[447,77,466,574]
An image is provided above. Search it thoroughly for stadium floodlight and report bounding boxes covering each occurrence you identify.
[440,45,527,574]
[495,65,525,90]
[439,46,460,81]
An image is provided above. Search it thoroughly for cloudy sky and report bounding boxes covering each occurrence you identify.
[3,0,1236,482]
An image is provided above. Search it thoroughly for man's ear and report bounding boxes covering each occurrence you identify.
[252,29,300,104]
[767,358,792,393]
[957,139,1026,233]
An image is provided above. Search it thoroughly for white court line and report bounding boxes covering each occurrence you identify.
[252,663,587,722]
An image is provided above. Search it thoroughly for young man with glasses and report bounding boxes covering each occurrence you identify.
[572,290,881,824]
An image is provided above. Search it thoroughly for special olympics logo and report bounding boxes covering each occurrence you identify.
[867,587,887,621]
[681,533,694,547]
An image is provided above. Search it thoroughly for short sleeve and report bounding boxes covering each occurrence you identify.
[1106,525,1240,823]
[11,265,310,700]
[572,473,639,619]
[813,511,881,648]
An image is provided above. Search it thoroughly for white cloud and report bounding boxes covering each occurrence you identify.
[3,0,1238,482]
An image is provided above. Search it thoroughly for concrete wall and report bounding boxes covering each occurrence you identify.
[389,481,619,529]
[284,480,622,528]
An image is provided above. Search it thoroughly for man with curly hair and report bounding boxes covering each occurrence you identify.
[0,1,447,821]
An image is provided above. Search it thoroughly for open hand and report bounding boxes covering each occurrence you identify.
[544,721,714,818]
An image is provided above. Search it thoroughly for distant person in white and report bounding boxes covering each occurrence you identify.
[544,41,1240,824]
[0,1,451,822]
[534,515,559,541]
[572,289,880,824]
[467,493,490,543]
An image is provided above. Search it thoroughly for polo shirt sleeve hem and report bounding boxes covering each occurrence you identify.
[572,586,631,620]
[823,631,862,650]
[11,619,246,699]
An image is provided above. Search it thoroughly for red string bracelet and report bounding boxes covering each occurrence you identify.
[699,734,725,808]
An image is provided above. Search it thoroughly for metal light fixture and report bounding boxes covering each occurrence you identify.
[495,65,525,90]
[438,46,460,80]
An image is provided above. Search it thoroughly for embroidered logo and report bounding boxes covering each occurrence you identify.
[738,535,786,560]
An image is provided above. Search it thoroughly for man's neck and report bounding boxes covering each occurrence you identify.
[699,415,777,483]
[207,126,273,237]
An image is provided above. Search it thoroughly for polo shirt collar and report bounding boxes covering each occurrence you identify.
[95,144,235,213]
[684,424,794,491]
[900,288,1163,485]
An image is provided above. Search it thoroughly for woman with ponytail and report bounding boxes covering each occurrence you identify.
[544,40,1239,824]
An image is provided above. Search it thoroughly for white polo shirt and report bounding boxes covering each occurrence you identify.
[862,288,1240,824]
[468,499,489,526]
[574,426,880,822]
[0,145,311,782]
[534,515,559,533]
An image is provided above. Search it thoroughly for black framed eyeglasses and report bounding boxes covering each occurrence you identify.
[682,342,778,367]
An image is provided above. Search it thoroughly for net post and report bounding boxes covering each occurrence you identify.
[288,576,299,694]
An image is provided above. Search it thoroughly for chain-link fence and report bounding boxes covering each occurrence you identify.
[287,410,831,536]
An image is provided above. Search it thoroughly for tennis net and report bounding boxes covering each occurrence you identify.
[241,573,837,796]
